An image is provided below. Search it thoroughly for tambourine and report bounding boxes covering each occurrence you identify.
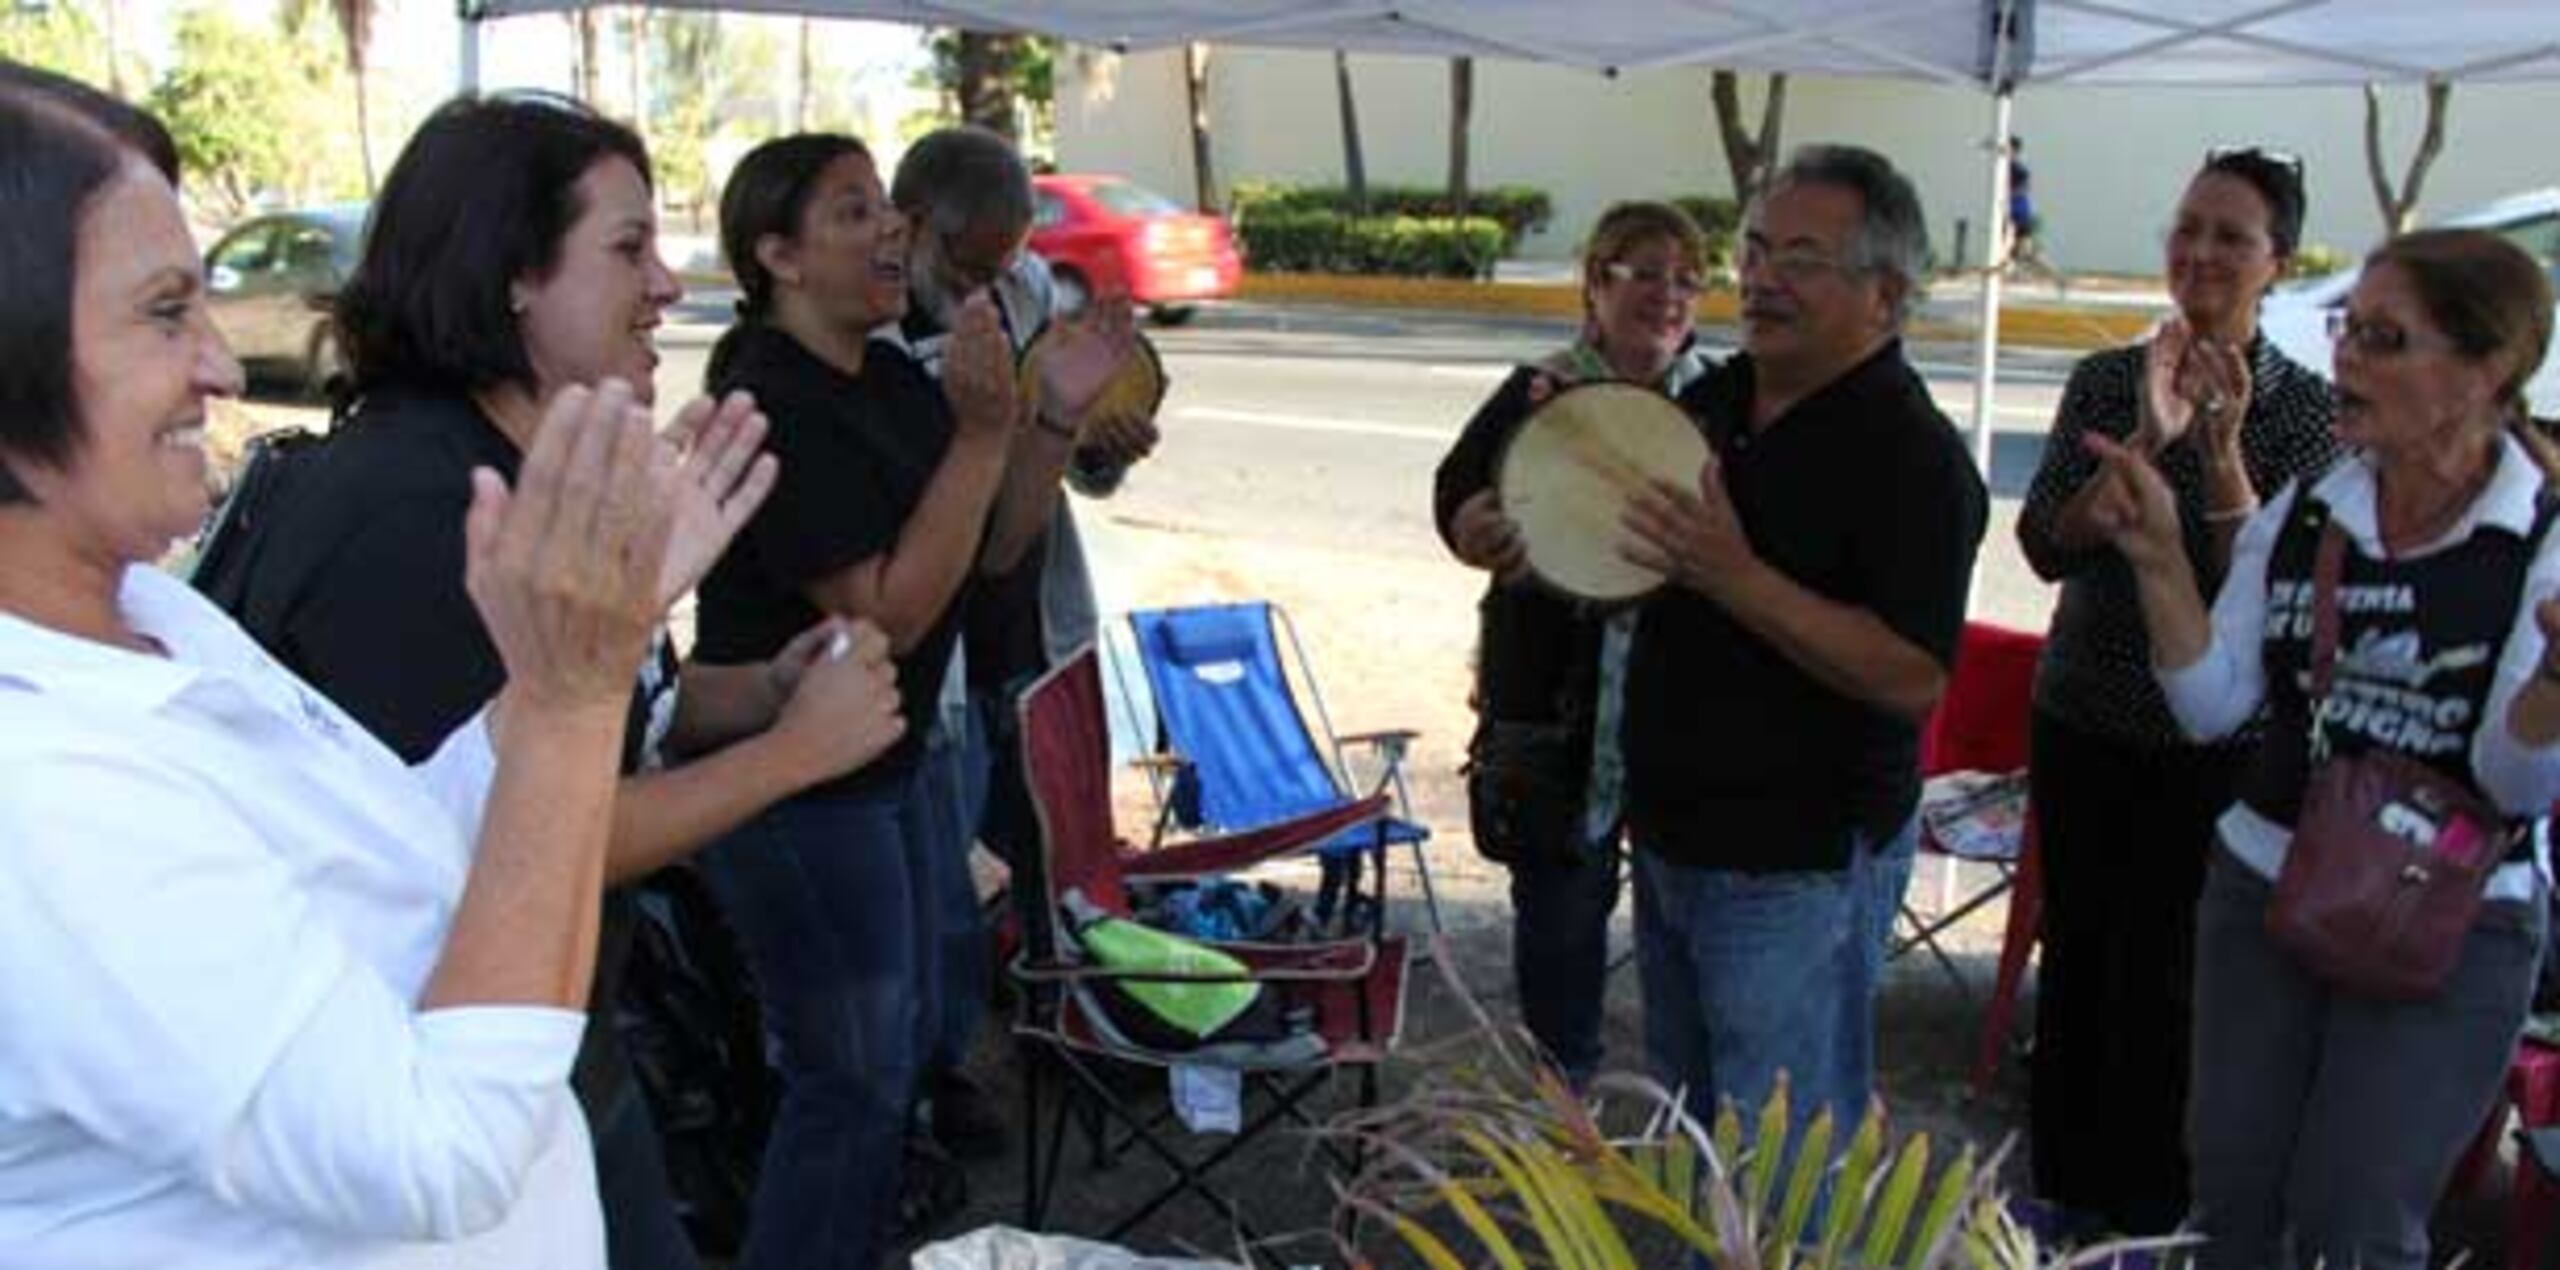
[1021,325,1166,425]
[1493,380,1708,603]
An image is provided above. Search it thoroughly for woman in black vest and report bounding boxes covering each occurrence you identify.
[2013,148,2338,1234]
[2082,228,2559,1269]
[1432,201,1716,1086]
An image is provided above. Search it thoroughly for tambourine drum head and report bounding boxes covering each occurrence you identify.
[1023,326,1166,423]
[1494,381,1706,603]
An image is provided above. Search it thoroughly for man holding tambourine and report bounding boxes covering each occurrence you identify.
[1623,146,1985,1137]
[1441,151,1986,1136]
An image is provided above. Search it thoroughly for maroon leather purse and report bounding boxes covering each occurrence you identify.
[2265,524,2511,1000]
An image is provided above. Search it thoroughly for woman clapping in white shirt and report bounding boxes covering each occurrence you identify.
[0,67,728,1269]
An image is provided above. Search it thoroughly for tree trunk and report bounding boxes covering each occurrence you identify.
[2364,77,2452,235]
[101,0,125,96]
[328,0,376,192]
[1447,56,1474,217]
[573,5,601,104]
[955,31,1020,140]
[351,68,375,193]
[1335,49,1368,215]
[628,6,647,123]
[795,17,814,131]
[1184,42,1217,213]
[1711,69,1789,206]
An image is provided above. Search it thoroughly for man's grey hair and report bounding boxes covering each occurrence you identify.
[890,124,1033,239]
[1760,143,1932,325]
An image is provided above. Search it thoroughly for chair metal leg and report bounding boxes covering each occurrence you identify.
[1021,1040,1043,1227]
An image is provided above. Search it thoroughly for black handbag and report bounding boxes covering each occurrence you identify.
[1462,716,1589,868]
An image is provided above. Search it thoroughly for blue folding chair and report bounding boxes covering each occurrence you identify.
[1117,602,1443,935]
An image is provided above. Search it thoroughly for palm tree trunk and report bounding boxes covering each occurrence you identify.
[629,6,648,123]
[1335,49,1367,215]
[1184,42,1217,213]
[574,5,602,103]
[353,69,375,193]
[1446,56,1474,216]
[795,17,814,131]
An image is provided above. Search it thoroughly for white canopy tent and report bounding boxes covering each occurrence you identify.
[454,0,2560,469]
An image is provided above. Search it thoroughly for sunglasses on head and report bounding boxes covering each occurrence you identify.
[2205,145,2305,181]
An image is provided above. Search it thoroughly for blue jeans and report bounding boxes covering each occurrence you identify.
[1509,837,1623,1086]
[592,1070,703,1270]
[1633,815,1917,1135]
[697,772,940,1270]
[918,710,993,1070]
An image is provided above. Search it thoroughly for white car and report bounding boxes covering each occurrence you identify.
[2260,187,2560,418]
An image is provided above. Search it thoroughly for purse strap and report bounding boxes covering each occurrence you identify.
[2305,517,2348,760]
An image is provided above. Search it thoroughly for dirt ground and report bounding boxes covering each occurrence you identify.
[903,505,2074,1268]
[209,387,2519,1269]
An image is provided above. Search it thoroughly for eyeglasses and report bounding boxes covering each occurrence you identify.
[1599,260,1707,295]
[2327,309,2449,358]
[931,231,1021,291]
[1737,238,1862,283]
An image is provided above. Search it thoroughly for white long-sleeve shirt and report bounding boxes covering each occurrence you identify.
[0,566,600,1269]
[2157,433,2560,900]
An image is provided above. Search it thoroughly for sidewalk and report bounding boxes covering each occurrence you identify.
[1242,261,2164,352]
[660,227,2164,354]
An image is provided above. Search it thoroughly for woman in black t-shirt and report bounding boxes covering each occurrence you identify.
[692,132,1126,1270]
[220,97,905,1270]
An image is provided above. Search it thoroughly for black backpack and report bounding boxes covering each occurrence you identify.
[189,426,328,613]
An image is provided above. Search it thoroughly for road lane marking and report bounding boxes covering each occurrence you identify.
[1175,405,1452,443]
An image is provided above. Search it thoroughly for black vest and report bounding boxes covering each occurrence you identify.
[2239,489,2556,831]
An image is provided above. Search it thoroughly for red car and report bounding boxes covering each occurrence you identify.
[1031,174,1241,326]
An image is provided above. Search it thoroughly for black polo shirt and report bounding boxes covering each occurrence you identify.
[1626,341,1987,873]
[215,385,678,1115]
[696,321,968,792]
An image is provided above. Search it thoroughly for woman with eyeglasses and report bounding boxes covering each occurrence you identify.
[1432,201,1716,1088]
[2080,227,2559,1268]
[0,70,689,1268]
[2013,147,2340,1235]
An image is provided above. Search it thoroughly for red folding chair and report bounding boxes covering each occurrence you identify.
[1008,646,1413,1259]
[1895,621,2047,1096]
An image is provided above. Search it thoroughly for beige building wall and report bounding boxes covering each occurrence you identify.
[1059,45,2560,276]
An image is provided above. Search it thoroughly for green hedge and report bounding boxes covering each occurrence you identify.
[1233,182,1552,251]
[1238,210,1508,279]
[1667,196,1743,267]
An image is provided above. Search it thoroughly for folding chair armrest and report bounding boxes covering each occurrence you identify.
[1008,952,1345,988]
[1120,792,1392,881]
[1226,938,1378,980]
[1335,728,1419,749]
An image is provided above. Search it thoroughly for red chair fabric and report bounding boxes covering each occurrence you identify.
[1008,646,1412,1245]
[2447,1038,2560,1270]
[1908,620,2047,1096]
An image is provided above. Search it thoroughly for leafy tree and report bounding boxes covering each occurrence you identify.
[148,6,360,219]
[923,28,1053,143]
[281,0,378,192]
[0,1,126,89]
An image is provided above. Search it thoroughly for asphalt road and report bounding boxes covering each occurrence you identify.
[244,300,2077,632]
